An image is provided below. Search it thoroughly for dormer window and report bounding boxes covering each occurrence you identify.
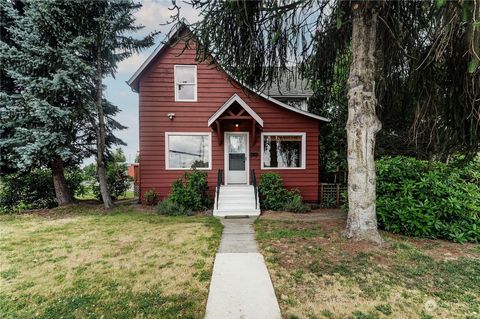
[174,65,197,101]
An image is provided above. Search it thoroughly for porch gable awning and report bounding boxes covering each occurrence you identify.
[207,94,264,127]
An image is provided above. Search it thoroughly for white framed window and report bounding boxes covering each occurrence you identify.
[165,132,211,170]
[261,132,306,169]
[174,65,197,101]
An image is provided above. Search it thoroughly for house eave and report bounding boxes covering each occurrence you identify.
[126,23,331,123]
[208,94,264,127]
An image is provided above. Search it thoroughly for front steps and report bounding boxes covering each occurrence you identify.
[213,185,260,217]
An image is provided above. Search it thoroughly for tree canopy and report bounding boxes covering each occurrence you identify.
[174,0,479,164]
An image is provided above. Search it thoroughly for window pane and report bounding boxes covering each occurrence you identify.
[263,135,302,168]
[177,84,195,100]
[228,135,246,154]
[176,66,195,83]
[168,135,210,168]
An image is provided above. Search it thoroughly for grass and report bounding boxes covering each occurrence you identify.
[0,204,222,319]
[75,189,135,201]
[255,217,480,319]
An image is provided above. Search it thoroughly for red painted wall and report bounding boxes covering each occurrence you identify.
[137,39,321,202]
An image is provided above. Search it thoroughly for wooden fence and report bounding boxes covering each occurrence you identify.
[319,183,347,207]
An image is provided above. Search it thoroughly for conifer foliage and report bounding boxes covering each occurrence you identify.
[0,0,154,209]
[1,0,94,205]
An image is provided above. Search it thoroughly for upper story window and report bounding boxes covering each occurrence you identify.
[174,65,197,101]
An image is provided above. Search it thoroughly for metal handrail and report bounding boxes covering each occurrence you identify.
[216,169,223,210]
[251,169,257,210]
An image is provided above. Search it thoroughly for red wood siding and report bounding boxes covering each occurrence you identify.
[138,39,321,202]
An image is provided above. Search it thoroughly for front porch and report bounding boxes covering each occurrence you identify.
[208,94,263,217]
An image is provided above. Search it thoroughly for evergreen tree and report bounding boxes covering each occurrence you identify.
[72,0,156,209]
[0,0,94,205]
[0,1,127,206]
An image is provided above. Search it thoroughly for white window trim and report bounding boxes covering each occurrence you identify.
[260,132,306,170]
[174,65,197,102]
[165,132,212,170]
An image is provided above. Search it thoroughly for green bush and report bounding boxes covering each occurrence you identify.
[84,149,132,200]
[169,170,210,211]
[143,188,159,206]
[282,190,311,213]
[258,172,309,213]
[157,197,192,216]
[0,168,82,213]
[258,173,289,210]
[376,156,480,243]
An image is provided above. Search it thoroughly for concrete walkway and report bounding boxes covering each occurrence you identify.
[205,218,281,319]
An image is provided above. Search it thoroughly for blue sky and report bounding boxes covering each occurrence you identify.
[97,0,199,164]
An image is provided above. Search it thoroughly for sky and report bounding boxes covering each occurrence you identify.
[100,0,199,164]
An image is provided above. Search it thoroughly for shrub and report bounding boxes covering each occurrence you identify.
[258,172,309,213]
[282,191,311,213]
[376,156,480,243]
[169,170,210,211]
[143,188,159,206]
[0,168,82,213]
[86,149,132,200]
[258,173,290,210]
[157,198,192,216]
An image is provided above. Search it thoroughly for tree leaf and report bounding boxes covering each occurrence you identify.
[468,58,479,74]
[436,0,446,8]
[336,15,342,29]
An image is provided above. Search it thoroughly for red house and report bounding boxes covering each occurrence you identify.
[128,26,329,216]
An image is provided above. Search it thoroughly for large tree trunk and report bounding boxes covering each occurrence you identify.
[344,2,383,244]
[50,157,74,206]
[95,48,114,209]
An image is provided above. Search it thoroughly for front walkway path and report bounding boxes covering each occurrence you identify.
[205,218,282,319]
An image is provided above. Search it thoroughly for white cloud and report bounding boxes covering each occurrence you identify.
[115,0,200,76]
[117,51,150,75]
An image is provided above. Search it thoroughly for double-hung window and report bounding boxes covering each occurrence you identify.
[261,133,306,169]
[174,65,197,101]
[165,133,211,170]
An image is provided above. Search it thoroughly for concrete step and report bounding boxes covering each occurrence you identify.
[214,185,259,217]
[218,191,254,197]
[219,189,253,196]
[218,206,256,212]
[218,198,255,205]
[213,209,261,217]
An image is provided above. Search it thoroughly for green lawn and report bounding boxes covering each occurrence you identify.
[75,189,135,201]
[255,216,480,319]
[0,205,222,319]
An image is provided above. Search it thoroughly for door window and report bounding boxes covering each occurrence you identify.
[228,135,246,171]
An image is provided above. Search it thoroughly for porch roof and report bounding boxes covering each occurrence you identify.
[207,94,264,127]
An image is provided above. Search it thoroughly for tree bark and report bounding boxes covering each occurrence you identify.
[50,157,74,206]
[95,47,114,209]
[344,2,383,244]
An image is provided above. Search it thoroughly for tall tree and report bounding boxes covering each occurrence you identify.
[0,1,128,206]
[343,2,382,242]
[74,0,155,208]
[309,1,480,164]
[173,0,479,242]
[0,0,93,205]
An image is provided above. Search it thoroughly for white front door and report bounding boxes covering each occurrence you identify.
[225,132,249,184]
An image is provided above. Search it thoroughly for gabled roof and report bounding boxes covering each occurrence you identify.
[127,24,188,92]
[127,24,330,123]
[261,67,314,98]
[208,94,264,127]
